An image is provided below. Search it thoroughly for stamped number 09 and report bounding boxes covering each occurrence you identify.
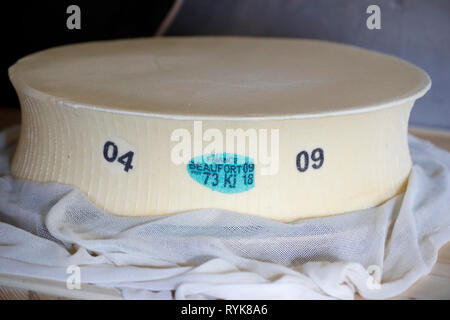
[296,148,324,172]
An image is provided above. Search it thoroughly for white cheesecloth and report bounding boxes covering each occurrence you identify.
[0,125,449,300]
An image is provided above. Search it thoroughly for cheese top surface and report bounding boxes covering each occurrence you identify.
[9,37,430,120]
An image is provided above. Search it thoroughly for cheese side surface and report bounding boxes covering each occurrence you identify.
[8,37,431,222]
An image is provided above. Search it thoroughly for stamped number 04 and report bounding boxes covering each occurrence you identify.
[103,141,134,172]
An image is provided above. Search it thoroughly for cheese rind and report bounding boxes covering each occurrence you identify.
[9,37,431,222]
[12,92,414,221]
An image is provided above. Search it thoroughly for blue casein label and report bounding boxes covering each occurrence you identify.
[187,153,255,194]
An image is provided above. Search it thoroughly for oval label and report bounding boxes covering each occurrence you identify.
[187,153,255,194]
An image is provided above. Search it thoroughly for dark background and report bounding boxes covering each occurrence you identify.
[1,1,174,108]
[2,0,449,129]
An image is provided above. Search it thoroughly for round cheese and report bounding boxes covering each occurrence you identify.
[9,37,431,222]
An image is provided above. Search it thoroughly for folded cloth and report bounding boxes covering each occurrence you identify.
[0,125,449,299]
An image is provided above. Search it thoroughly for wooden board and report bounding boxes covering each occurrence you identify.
[0,273,122,300]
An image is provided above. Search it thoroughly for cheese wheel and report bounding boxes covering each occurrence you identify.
[9,37,431,222]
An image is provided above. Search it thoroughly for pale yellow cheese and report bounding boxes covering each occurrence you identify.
[8,37,431,222]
